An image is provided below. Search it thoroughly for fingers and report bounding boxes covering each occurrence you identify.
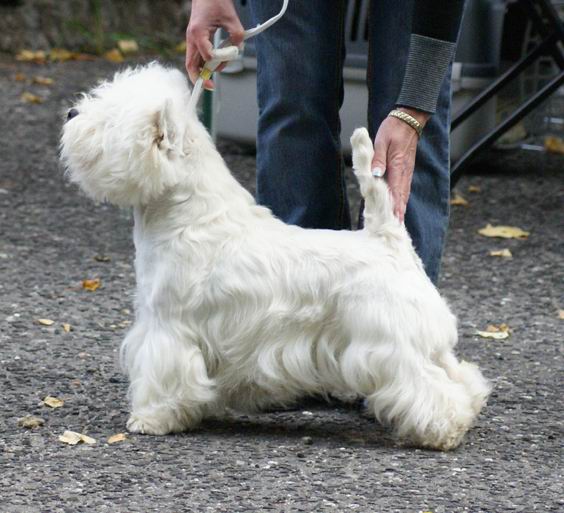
[224,17,245,46]
[371,138,387,178]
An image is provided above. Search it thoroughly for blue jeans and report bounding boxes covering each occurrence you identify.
[249,0,452,284]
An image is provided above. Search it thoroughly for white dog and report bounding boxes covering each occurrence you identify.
[60,63,490,450]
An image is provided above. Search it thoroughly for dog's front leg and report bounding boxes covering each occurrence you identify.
[121,323,216,435]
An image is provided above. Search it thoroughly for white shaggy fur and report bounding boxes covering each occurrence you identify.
[60,63,490,450]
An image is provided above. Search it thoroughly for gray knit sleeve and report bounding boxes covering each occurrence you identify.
[396,34,456,114]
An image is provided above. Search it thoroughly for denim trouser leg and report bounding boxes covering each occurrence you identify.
[249,0,351,230]
[368,0,451,284]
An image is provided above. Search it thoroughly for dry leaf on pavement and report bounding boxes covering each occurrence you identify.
[175,41,187,53]
[59,430,96,445]
[49,48,74,62]
[62,323,72,333]
[478,224,529,240]
[558,310,564,320]
[117,40,139,54]
[544,136,564,155]
[489,249,512,258]
[468,185,481,193]
[107,433,127,444]
[476,324,511,340]
[82,278,101,291]
[38,318,55,326]
[104,49,124,63]
[14,73,27,81]
[21,92,43,104]
[43,396,64,408]
[450,194,469,207]
[18,416,45,429]
[32,76,54,86]
[16,49,47,63]
[94,254,111,262]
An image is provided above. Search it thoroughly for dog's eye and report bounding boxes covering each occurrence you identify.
[67,108,79,121]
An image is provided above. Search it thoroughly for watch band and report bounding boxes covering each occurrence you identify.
[388,109,423,137]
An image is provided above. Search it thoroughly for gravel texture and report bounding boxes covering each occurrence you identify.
[0,56,562,513]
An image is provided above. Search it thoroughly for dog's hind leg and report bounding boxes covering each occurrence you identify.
[350,128,396,235]
[121,323,216,435]
[342,338,482,450]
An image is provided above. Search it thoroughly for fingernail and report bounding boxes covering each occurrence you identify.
[372,167,384,177]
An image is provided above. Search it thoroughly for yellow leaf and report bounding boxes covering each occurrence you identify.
[18,416,45,429]
[82,278,101,291]
[478,224,529,240]
[558,310,564,320]
[468,185,481,193]
[49,48,74,62]
[62,323,71,333]
[38,318,55,326]
[16,49,47,63]
[21,92,44,104]
[175,41,187,53]
[104,49,124,63]
[14,73,27,81]
[489,248,512,258]
[107,433,127,444]
[450,193,469,207]
[94,254,111,262]
[59,430,96,445]
[117,39,139,54]
[476,324,511,340]
[43,396,64,408]
[544,136,564,155]
[32,76,54,86]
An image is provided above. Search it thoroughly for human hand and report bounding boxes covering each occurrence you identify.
[371,107,430,222]
[185,0,245,90]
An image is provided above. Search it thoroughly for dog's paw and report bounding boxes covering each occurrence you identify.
[126,414,175,436]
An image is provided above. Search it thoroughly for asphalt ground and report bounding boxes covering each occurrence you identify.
[0,56,562,513]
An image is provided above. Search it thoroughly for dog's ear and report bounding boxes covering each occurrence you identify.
[154,98,181,154]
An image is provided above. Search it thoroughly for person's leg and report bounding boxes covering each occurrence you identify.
[249,0,351,230]
[367,0,453,284]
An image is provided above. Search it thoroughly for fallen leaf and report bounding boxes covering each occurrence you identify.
[59,430,96,445]
[62,323,71,333]
[104,49,124,63]
[175,41,187,53]
[16,49,47,63]
[21,92,44,104]
[489,248,512,258]
[476,324,511,340]
[559,310,564,320]
[544,136,564,155]
[43,396,64,408]
[38,318,55,326]
[14,73,27,81]
[49,48,74,62]
[478,224,529,240]
[117,39,139,54]
[82,278,101,291]
[107,433,127,444]
[450,193,469,207]
[94,254,111,262]
[468,185,481,193]
[18,416,45,429]
[78,352,90,359]
[32,76,54,86]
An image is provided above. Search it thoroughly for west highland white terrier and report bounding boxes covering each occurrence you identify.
[60,63,490,450]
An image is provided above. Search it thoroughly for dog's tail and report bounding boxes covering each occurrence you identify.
[350,127,397,234]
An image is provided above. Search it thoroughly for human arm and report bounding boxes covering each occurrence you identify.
[372,0,466,221]
[185,0,245,90]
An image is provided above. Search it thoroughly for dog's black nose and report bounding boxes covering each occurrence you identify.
[67,108,79,121]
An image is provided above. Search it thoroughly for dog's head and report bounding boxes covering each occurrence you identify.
[60,63,198,207]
